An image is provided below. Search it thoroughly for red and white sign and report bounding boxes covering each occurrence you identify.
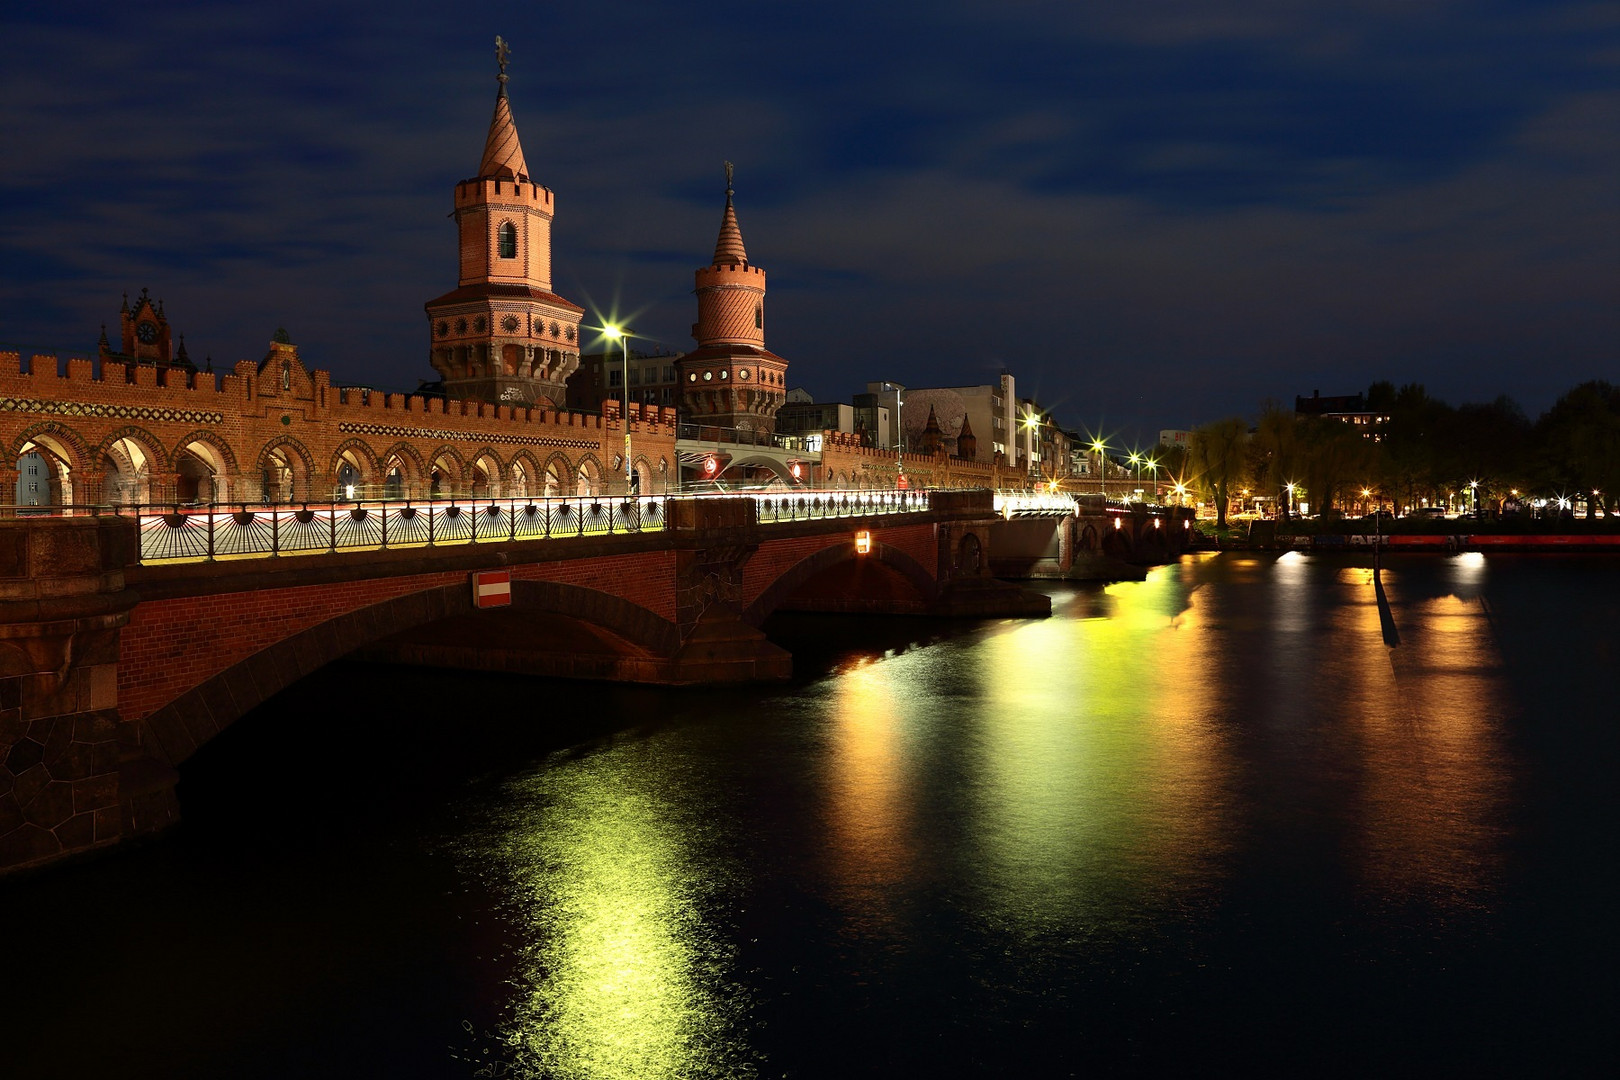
[472,569,511,608]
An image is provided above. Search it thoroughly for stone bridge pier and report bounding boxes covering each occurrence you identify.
[0,516,175,873]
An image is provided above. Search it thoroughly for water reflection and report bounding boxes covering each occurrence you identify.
[965,563,1232,936]
[821,658,917,933]
[478,740,758,1079]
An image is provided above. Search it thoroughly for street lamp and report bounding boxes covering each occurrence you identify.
[1285,481,1297,518]
[1469,479,1479,519]
[1091,438,1108,500]
[1020,407,1043,488]
[880,381,904,480]
[1128,452,1142,500]
[602,324,635,495]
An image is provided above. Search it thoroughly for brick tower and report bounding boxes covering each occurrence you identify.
[425,37,582,409]
[677,164,788,435]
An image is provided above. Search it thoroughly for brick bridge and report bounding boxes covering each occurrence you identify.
[1,488,1201,875]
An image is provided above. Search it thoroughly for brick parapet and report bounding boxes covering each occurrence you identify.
[0,347,678,500]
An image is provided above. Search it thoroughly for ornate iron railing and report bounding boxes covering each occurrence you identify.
[127,495,670,563]
[993,491,1079,517]
[750,489,931,523]
[117,488,939,563]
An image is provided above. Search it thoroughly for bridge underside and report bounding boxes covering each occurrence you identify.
[356,605,792,686]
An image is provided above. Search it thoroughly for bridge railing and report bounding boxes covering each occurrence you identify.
[124,495,672,562]
[6,488,945,563]
[751,488,931,524]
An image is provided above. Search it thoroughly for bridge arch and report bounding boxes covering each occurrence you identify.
[254,436,315,504]
[380,442,426,499]
[134,578,682,768]
[428,445,466,497]
[742,537,938,626]
[14,421,91,505]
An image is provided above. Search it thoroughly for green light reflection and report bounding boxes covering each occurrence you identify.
[968,563,1233,936]
[482,745,757,1080]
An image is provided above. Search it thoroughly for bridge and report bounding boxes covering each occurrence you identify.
[0,487,1194,875]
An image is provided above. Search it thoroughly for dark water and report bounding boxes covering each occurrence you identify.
[6,553,1617,1078]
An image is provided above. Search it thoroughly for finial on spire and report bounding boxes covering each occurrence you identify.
[495,35,510,96]
[724,160,734,198]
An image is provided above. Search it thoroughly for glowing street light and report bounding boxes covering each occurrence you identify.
[1021,407,1043,488]
[1285,481,1297,518]
[1091,438,1108,500]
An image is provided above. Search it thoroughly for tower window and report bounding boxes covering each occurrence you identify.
[755,303,763,329]
[498,222,517,259]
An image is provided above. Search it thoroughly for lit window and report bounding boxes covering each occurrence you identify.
[498,222,517,259]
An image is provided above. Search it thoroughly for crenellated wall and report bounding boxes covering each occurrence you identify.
[0,344,679,507]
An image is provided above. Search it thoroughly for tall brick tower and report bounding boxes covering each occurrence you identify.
[677,164,788,435]
[425,37,582,409]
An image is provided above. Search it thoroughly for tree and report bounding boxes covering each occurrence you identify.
[1251,403,1301,518]
[1537,381,1620,519]
[1300,416,1373,514]
[1188,417,1249,528]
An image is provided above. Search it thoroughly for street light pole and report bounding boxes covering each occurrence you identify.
[604,324,634,495]
[881,381,903,480]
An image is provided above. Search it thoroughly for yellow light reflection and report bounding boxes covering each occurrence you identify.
[822,660,915,933]
[966,567,1233,935]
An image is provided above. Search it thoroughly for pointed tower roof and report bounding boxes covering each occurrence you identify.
[712,161,748,265]
[478,35,528,179]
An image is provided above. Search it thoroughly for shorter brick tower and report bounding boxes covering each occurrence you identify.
[425,38,582,409]
[677,165,788,435]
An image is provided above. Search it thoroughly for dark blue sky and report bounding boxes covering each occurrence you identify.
[2,1,1614,444]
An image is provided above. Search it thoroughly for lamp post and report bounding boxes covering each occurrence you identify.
[1285,481,1297,519]
[603,324,635,495]
[1092,439,1107,501]
[881,381,904,480]
[1020,407,1042,489]
[1128,452,1142,501]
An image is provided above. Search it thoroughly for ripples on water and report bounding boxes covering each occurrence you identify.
[6,553,1616,1077]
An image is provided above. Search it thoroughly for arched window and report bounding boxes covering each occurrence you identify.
[754,302,763,329]
[498,222,517,259]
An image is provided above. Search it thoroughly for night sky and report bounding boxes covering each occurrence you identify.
[3,1,1615,445]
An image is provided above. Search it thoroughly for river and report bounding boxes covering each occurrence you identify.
[5,552,1616,1077]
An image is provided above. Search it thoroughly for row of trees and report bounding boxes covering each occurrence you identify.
[1186,381,1620,528]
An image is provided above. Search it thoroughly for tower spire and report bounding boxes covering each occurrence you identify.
[712,160,748,265]
[479,35,528,179]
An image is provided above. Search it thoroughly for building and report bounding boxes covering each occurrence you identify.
[0,44,679,507]
[569,347,684,414]
[423,49,583,409]
[674,166,789,435]
[851,386,897,450]
[1295,390,1388,438]
[96,288,197,375]
[776,399,856,440]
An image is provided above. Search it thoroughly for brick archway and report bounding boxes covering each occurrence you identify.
[132,578,682,768]
[741,538,938,626]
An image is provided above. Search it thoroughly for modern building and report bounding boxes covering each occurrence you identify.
[895,374,1020,465]
[569,347,684,414]
[776,399,856,441]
